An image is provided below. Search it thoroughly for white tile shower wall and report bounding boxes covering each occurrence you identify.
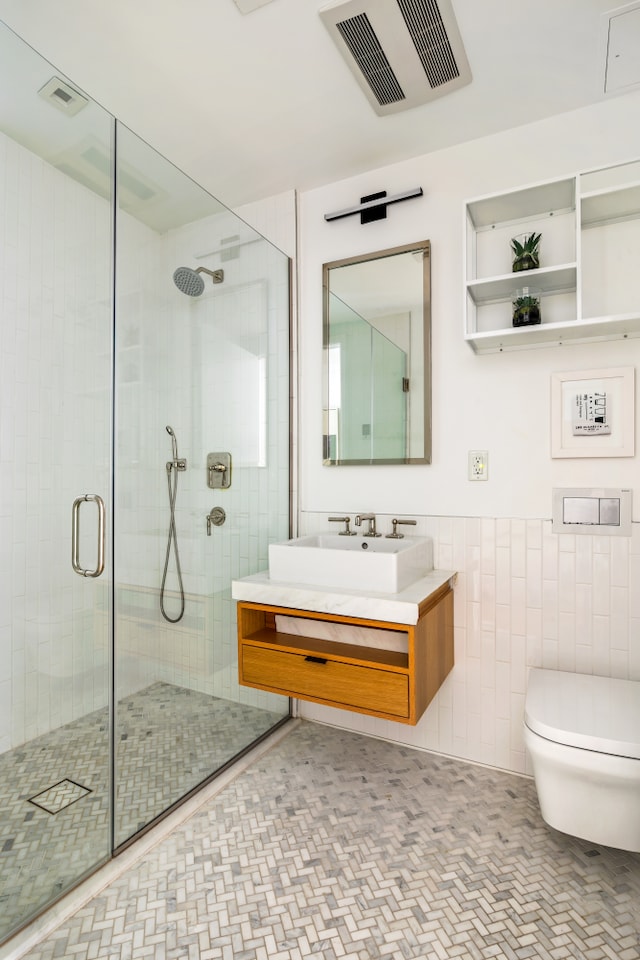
[115,199,293,715]
[234,191,297,259]
[0,132,112,752]
[297,511,640,775]
[0,124,294,751]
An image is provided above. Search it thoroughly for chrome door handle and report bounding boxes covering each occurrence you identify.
[72,494,105,578]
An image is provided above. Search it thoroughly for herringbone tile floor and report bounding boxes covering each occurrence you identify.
[0,683,284,941]
[19,722,640,959]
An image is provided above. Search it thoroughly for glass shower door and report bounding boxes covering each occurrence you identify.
[0,23,113,941]
[0,21,291,946]
[371,327,407,460]
[113,123,290,848]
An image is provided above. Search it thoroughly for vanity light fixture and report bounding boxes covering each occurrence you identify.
[324,186,423,224]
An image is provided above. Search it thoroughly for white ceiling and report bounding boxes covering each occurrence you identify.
[0,0,636,209]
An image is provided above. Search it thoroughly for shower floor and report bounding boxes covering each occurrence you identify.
[0,682,285,942]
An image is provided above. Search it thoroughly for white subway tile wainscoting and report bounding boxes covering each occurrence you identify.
[298,513,640,776]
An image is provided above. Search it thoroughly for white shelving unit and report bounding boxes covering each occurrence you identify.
[464,159,640,353]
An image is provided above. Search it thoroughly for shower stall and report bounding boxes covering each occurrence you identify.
[0,23,291,945]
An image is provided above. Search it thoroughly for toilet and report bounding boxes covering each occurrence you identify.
[524,668,640,852]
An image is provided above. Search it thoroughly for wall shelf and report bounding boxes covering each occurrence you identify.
[463,312,640,354]
[466,264,577,306]
[464,160,640,353]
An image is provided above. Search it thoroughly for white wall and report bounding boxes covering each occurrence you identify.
[114,200,293,712]
[295,92,640,774]
[298,92,640,519]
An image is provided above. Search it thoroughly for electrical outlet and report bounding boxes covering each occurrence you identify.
[468,450,488,481]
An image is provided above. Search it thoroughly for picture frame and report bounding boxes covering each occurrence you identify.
[551,367,635,458]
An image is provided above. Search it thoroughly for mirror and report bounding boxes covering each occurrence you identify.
[322,240,431,465]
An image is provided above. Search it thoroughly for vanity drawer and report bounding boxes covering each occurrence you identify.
[242,645,409,718]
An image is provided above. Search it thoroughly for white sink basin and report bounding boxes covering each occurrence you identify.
[268,534,433,594]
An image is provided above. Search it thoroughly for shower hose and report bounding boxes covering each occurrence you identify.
[160,462,185,623]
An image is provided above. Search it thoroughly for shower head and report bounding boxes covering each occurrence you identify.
[173,266,204,297]
[173,265,224,297]
[166,425,178,463]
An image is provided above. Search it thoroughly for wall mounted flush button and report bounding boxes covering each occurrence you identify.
[600,498,621,525]
[552,488,631,535]
[563,497,599,525]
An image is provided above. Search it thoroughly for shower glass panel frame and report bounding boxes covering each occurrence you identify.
[0,22,291,945]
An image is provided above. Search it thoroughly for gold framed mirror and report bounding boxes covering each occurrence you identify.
[322,239,431,465]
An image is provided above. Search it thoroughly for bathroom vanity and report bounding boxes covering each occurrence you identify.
[232,568,455,725]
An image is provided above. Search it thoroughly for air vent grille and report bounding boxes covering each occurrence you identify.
[320,0,471,115]
[337,13,405,105]
[38,76,89,116]
[397,0,460,87]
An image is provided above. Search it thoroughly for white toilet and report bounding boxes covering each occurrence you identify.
[524,668,640,852]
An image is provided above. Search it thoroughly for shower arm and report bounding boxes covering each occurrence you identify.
[195,267,221,280]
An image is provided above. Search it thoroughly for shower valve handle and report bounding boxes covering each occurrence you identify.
[206,506,226,535]
[207,452,232,489]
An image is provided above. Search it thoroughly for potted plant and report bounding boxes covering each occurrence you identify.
[512,288,541,327]
[511,232,541,272]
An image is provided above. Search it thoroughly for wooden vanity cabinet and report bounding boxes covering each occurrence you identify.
[237,581,453,725]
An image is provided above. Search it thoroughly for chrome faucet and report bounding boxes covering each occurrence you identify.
[355,513,380,537]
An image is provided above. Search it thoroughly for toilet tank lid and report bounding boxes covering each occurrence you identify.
[525,668,640,759]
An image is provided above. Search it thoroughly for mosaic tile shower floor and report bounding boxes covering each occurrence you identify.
[16,721,640,960]
[0,683,284,940]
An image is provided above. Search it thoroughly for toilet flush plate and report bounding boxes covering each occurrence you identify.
[551,487,631,535]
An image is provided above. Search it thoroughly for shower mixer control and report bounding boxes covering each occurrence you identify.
[207,452,232,489]
[206,506,226,535]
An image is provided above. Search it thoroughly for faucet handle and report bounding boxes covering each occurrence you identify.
[328,515,356,536]
[386,518,417,539]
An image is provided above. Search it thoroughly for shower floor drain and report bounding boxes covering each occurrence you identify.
[28,779,92,815]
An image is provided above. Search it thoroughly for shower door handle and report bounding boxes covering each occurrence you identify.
[72,494,105,578]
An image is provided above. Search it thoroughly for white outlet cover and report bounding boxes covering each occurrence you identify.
[468,450,488,481]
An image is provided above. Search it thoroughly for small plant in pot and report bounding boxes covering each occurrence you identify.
[512,288,541,327]
[511,232,541,272]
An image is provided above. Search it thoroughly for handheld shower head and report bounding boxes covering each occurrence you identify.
[166,425,178,463]
[173,266,224,297]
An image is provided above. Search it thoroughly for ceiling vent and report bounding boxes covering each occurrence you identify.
[38,77,89,117]
[319,0,471,115]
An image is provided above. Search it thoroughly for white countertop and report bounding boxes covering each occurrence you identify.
[231,569,456,625]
